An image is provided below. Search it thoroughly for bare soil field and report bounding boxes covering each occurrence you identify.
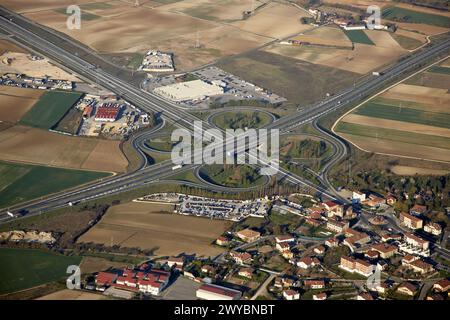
[405,72,450,90]
[79,256,126,274]
[290,26,352,48]
[81,140,128,173]
[339,132,450,163]
[230,2,311,39]
[0,40,28,54]
[159,0,269,22]
[394,28,428,43]
[0,87,43,123]
[1,0,107,13]
[390,21,449,36]
[24,3,217,53]
[36,289,107,300]
[365,30,404,49]
[0,125,128,172]
[390,165,449,176]
[381,84,450,107]
[341,114,450,138]
[0,52,80,81]
[79,202,231,257]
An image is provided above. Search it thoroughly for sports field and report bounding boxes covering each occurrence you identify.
[19,91,83,130]
[0,248,81,295]
[0,161,109,208]
[79,202,231,257]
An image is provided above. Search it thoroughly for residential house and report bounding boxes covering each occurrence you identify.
[399,212,423,229]
[424,222,442,236]
[313,292,327,300]
[304,279,325,289]
[297,256,321,270]
[410,204,427,216]
[326,218,349,233]
[370,243,397,259]
[238,267,254,279]
[397,282,418,296]
[230,251,252,265]
[433,279,450,292]
[283,290,300,300]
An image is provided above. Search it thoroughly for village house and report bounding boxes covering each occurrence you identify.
[297,256,321,270]
[230,251,252,265]
[340,256,375,277]
[314,245,326,255]
[304,279,325,289]
[424,222,442,236]
[235,228,261,242]
[283,289,300,300]
[275,235,295,243]
[433,279,450,292]
[313,292,327,300]
[323,201,344,218]
[357,292,374,300]
[397,282,419,296]
[216,236,230,246]
[370,243,398,259]
[238,267,254,279]
[410,204,427,216]
[326,218,349,233]
[325,237,340,247]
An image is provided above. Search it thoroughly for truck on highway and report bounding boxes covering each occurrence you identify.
[172,164,183,170]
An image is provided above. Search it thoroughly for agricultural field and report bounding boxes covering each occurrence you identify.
[334,59,450,165]
[19,91,83,130]
[343,30,375,45]
[289,26,353,48]
[0,125,129,172]
[0,160,109,208]
[78,201,232,257]
[0,86,43,123]
[199,165,266,188]
[0,39,28,53]
[218,50,361,106]
[0,248,81,295]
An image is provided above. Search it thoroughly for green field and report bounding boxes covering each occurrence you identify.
[354,101,450,129]
[0,248,81,295]
[0,161,110,208]
[212,111,273,130]
[19,91,83,130]
[428,66,450,75]
[336,122,450,150]
[343,30,375,45]
[382,6,450,28]
[199,164,265,188]
[145,136,177,152]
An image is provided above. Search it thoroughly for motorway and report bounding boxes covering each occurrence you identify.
[0,6,449,225]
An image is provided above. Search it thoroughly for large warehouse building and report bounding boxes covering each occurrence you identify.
[154,79,224,102]
[196,284,242,300]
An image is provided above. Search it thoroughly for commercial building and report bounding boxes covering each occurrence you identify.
[154,79,224,102]
[196,284,242,300]
[139,50,174,72]
[94,103,121,122]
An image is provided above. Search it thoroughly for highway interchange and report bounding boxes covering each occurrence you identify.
[0,2,449,261]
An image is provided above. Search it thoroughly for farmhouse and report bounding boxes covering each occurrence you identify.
[154,80,224,102]
[196,284,241,300]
